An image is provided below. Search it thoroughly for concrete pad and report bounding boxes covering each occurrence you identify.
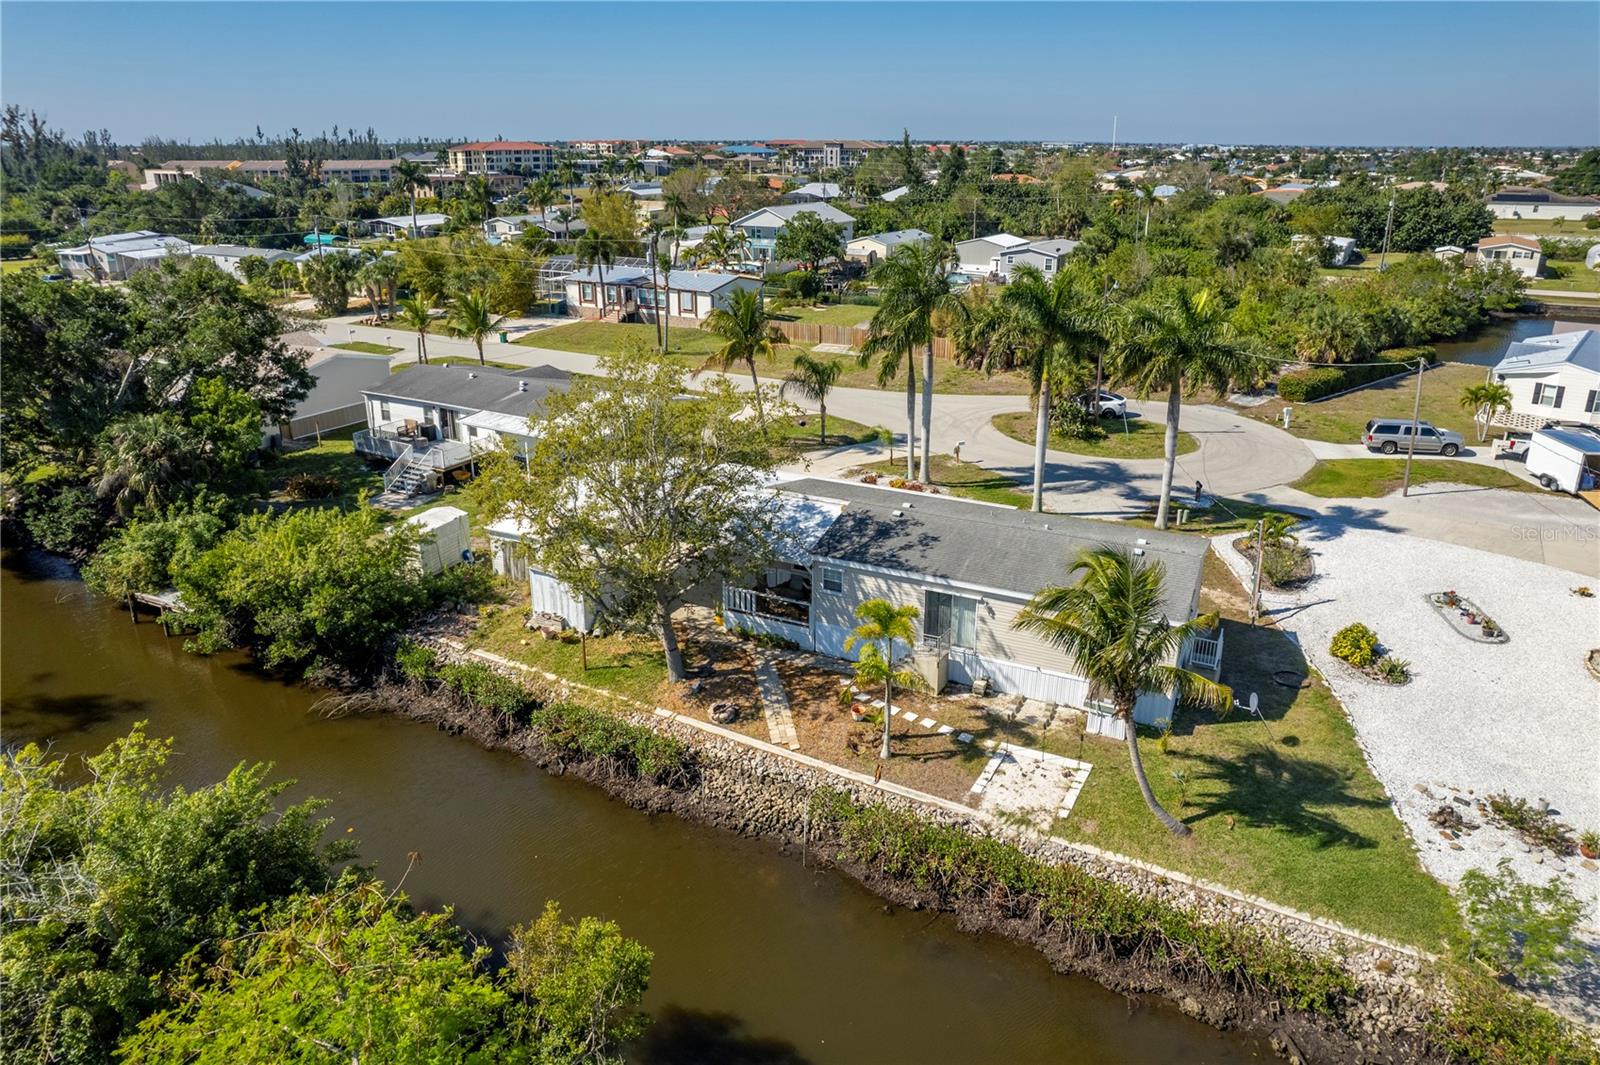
[972,745,1094,831]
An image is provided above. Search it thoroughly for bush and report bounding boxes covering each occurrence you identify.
[526,701,691,783]
[393,638,439,685]
[1260,543,1310,588]
[1374,655,1412,684]
[1456,859,1587,982]
[438,660,533,719]
[1050,396,1107,441]
[1277,347,1431,403]
[0,232,35,259]
[1330,622,1380,668]
[283,472,341,500]
[13,477,107,555]
[783,269,822,299]
[1430,971,1600,1064]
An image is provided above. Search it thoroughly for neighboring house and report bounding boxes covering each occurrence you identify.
[187,244,296,279]
[1434,245,1467,260]
[269,349,395,442]
[447,140,556,176]
[54,230,192,280]
[730,202,856,265]
[563,267,762,324]
[1475,235,1544,278]
[953,232,1029,275]
[718,144,777,162]
[1257,186,1306,206]
[845,228,933,266]
[1291,234,1359,267]
[1485,186,1600,221]
[1584,243,1600,271]
[880,185,911,202]
[316,159,400,184]
[783,182,843,203]
[1489,329,1600,430]
[717,477,1218,725]
[991,238,1081,280]
[486,212,587,239]
[368,213,451,238]
[355,363,574,496]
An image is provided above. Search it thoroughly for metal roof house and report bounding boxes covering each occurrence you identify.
[368,212,450,238]
[730,202,856,267]
[355,363,573,498]
[563,266,761,324]
[991,238,1082,280]
[54,231,193,280]
[1490,329,1600,431]
[953,232,1029,275]
[719,477,1219,726]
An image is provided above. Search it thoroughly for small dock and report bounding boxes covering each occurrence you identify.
[127,589,185,633]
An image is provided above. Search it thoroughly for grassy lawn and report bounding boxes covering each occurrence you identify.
[466,589,669,705]
[1318,251,1413,277]
[775,302,876,328]
[261,428,382,509]
[333,340,402,356]
[1290,457,1536,497]
[1493,217,1594,238]
[991,411,1198,460]
[1234,361,1485,443]
[1049,555,1458,948]
[413,355,529,372]
[1535,260,1600,293]
[769,412,881,455]
[515,320,725,360]
[2,257,42,274]
[851,454,1032,508]
[1125,495,1308,536]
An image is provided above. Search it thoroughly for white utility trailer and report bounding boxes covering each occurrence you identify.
[1525,428,1600,496]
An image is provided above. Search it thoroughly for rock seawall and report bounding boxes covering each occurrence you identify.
[389,636,1451,1063]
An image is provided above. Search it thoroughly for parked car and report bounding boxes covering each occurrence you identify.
[1361,419,1464,456]
[1076,390,1127,417]
[1495,431,1532,460]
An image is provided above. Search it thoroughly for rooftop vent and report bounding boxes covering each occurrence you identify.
[518,380,528,392]
[1133,547,1146,556]
[468,372,478,379]
[1136,537,1149,545]
[891,509,903,517]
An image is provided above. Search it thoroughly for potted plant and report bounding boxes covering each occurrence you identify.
[1581,830,1599,860]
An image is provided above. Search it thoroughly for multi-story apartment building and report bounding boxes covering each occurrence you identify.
[765,139,884,173]
[447,141,556,175]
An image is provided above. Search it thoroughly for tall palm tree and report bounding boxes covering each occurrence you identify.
[1014,546,1229,836]
[782,352,845,446]
[526,176,559,221]
[858,332,920,482]
[865,241,964,484]
[997,265,1104,511]
[390,158,429,238]
[463,175,493,231]
[701,288,787,428]
[1459,381,1513,443]
[554,153,580,208]
[844,598,921,759]
[396,294,434,364]
[94,413,195,517]
[1115,284,1251,529]
[573,228,615,318]
[1135,181,1158,237]
[357,252,399,319]
[446,289,506,366]
[690,223,749,271]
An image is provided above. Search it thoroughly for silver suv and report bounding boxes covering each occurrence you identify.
[1362,419,1464,456]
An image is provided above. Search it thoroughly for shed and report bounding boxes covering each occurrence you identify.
[407,506,471,576]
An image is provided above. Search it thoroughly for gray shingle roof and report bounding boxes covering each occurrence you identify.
[364,364,572,419]
[777,477,1206,617]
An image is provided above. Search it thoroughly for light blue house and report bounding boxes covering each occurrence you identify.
[730,202,855,269]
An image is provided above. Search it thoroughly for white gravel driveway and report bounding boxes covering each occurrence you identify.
[1214,525,1600,929]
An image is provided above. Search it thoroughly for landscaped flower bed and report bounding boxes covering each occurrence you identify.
[1425,591,1508,644]
[1328,622,1412,685]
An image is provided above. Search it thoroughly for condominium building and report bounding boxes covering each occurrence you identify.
[447,141,556,175]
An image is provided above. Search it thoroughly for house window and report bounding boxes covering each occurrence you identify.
[1586,389,1599,414]
[1533,383,1565,408]
[924,590,977,649]
[820,567,843,595]
[679,292,696,314]
[379,401,391,422]
[580,283,595,302]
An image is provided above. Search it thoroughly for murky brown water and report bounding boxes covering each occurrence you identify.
[2,551,1259,1063]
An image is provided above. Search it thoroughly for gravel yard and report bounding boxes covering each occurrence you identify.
[1212,525,1600,929]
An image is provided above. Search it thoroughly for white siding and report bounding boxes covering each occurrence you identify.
[529,568,595,632]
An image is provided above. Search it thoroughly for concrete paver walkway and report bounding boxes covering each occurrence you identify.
[754,652,799,751]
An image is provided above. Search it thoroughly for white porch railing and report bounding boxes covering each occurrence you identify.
[353,428,413,461]
[1182,628,1225,673]
[380,440,474,494]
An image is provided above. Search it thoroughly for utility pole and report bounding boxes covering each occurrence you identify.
[1110,115,1118,156]
[1401,357,1426,496]
[1377,193,1397,272]
[1249,518,1265,625]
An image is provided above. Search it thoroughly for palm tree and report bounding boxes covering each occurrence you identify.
[1115,284,1252,529]
[390,159,429,238]
[700,288,787,428]
[1136,181,1158,237]
[997,265,1104,511]
[782,352,845,446]
[357,252,399,319]
[690,223,749,270]
[1014,546,1230,836]
[1460,381,1513,443]
[554,153,580,208]
[396,294,434,364]
[463,175,493,231]
[94,413,195,517]
[447,289,506,366]
[573,228,615,318]
[526,176,559,221]
[865,241,964,484]
[844,598,921,759]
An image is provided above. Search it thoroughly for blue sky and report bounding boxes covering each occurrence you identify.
[3,2,1596,146]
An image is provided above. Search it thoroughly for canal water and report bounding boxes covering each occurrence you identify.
[1,551,1258,1064]
[1432,315,1566,365]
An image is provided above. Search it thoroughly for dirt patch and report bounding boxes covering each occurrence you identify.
[1231,537,1316,590]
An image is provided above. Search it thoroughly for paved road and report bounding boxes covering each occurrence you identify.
[313,317,1600,575]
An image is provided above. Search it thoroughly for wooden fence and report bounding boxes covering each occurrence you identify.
[775,321,957,361]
